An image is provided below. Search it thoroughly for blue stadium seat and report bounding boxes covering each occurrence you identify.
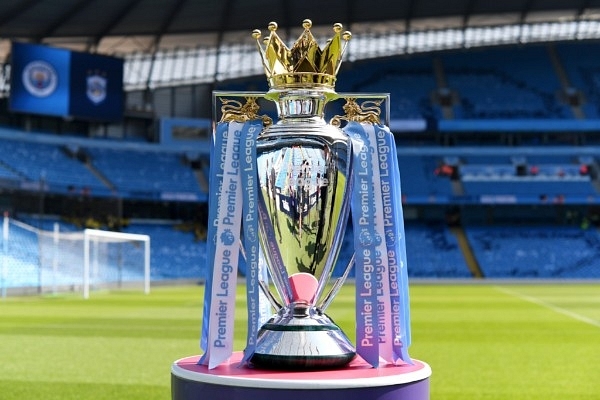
[441,46,572,119]
[85,147,203,200]
[405,222,471,278]
[465,225,600,278]
[123,223,207,280]
[333,222,471,279]
[337,56,437,120]
[398,155,454,201]
[0,139,108,194]
[555,42,600,119]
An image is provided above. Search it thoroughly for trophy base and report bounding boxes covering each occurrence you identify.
[171,352,432,400]
[250,313,356,370]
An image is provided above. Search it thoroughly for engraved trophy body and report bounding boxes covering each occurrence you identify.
[249,20,356,369]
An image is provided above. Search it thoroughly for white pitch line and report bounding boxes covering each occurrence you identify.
[495,286,600,329]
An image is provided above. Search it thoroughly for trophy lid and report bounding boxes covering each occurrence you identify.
[252,19,351,92]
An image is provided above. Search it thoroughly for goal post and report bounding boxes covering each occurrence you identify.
[1,217,151,297]
[83,229,151,299]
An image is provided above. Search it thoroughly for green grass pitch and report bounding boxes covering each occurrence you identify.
[1,283,599,400]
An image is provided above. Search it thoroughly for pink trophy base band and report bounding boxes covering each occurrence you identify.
[171,352,431,400]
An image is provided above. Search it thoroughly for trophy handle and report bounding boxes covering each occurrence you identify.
[239,240,282,311]
[259,280,282,311]
[318,252,355,312]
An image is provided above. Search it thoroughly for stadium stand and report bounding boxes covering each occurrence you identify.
[397,155,455,202]
[0,137,107,195]
[460,161,597,201]
[84,147,203,200]
[0,127,209,202]
[440,45,572,119]
[339,57,438,120]
[123,222,207,280]
[465,225,600,278]
[554,42,600,119]
[3,217,479,289]
[3,30,600,287]
[405,222,472,278]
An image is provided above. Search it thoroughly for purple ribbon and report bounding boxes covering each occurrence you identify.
[347,122,381,367]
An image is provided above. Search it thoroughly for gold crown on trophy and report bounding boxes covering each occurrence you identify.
[252,19,352,91]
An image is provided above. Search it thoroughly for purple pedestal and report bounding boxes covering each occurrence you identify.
[171,352,431,400]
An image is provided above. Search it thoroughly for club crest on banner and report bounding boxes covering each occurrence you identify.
[86,72,107,104]
[22,60,58,98]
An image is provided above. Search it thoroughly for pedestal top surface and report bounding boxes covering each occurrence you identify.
[172,352,431,389]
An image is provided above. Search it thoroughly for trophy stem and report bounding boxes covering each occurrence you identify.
[250,311,356,370]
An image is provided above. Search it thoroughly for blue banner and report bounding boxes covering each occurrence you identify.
[10,42,70,117]
[9,42,123,122]
[69,51,124,122]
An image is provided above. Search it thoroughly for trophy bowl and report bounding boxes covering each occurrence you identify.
[251,100,355,369]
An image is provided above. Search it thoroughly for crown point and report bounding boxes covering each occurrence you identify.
[342,31,352,41]
[253,18,351,92]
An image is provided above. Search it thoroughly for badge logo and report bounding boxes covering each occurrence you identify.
[220,229,235,246]
[22,60,58,98]
[86,73,107,104]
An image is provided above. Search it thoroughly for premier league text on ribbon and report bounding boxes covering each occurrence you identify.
[347,120,412,367]
[211,128,242,349]
[203,119,264,366]
[351,130,379,350]
[214,128,240,230]
[352,127,395,352]
[241,124,260,351]
[366,124,394,363]
[376,127,403,349]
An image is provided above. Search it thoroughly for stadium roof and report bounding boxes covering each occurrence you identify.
[1,0,599,59]
[1,0,600,91]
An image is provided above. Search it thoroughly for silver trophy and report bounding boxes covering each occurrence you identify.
[248,20,356,369]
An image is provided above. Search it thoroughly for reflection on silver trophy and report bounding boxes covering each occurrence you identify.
[249,20,356,369]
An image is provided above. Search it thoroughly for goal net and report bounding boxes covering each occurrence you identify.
[2,217,150,298]
[84,229,150,298]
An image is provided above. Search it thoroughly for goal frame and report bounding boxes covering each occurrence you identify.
[83,229,151,299]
